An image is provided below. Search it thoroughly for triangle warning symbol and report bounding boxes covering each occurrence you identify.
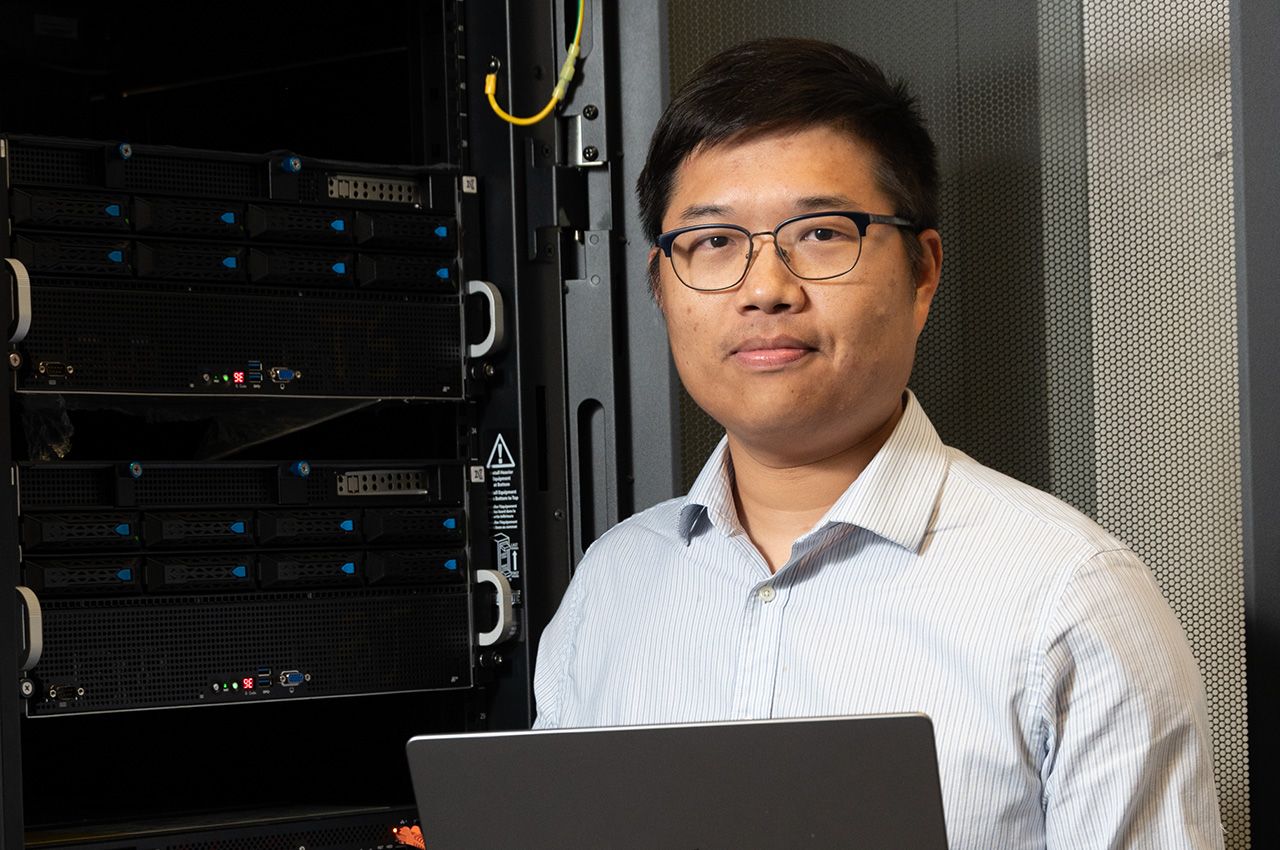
[486,433,516,469]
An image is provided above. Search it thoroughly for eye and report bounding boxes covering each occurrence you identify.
[798,225,854,243]
[685,228,744,253]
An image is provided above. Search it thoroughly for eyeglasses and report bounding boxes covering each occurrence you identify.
[655,210,918,292]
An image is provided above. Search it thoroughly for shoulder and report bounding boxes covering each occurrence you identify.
[599,493,688,546]
[571,494,690,585]
[940,446,1129,559]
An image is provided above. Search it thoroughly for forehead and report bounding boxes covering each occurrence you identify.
[665,126,888,227]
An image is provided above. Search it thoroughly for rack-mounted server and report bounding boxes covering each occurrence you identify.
[2,136,465,399]
[17,460,472,717]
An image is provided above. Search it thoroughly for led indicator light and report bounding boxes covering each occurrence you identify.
[105,204,122,217]
[222,256,238,269]
[231,682,239,690]
[340,519,355,532]
[331,262,346,275]
[107,250,124,263]
[220,212,237,224]
[232,565,248,579]
[114,523,131,536]
[341,562,356,575]
[116,568,133,581]
[229,520,246,534]
[222,374,230,383]
[330,219,346,232]
[444,559,458,570]
[434,225,448,238]
[435,267,449,279]
[242,677,255,690]
[443,518,457,530]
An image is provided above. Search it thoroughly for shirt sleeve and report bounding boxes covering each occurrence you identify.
[1038,548,1225,850]
[531,566,587,730]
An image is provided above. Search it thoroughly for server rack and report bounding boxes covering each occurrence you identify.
[0,0,663,845]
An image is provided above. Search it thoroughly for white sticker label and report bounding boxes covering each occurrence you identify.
[488,433,518,531]
[494,532,520,579]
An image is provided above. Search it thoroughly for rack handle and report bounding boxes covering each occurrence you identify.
[466,280,506,359]
[16,586,43,672]
[5,257,32,343]
[476,569,517,646]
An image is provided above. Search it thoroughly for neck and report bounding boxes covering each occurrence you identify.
[728,399,905,572]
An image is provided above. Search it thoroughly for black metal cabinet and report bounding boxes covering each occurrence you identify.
[0,0,665,846]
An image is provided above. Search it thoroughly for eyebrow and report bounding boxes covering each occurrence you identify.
[673,195,863,224]
[675,203,733,222]
[793,194,859,210]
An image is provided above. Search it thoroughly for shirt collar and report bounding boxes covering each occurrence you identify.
[676,391,949,554]
[678,434,736,541]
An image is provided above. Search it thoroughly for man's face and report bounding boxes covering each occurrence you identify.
[655,125,941,465]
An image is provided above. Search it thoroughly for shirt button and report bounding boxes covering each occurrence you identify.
[757,585,776,603]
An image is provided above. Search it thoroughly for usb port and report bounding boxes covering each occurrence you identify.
[247,372,263,383]
[247,361,263,371]
[255,676,272,689]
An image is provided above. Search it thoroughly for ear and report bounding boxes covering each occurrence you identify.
[912,228,942,333]
[647,246,666,313]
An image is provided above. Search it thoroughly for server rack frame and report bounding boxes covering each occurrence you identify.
[0,0,674,843]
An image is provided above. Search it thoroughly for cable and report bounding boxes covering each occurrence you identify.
[485,0,584,126]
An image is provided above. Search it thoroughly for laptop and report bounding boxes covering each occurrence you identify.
[406,713,949,849]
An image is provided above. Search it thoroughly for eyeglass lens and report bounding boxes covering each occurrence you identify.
[669,215,864,290]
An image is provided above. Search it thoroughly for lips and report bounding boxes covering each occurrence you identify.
[730,335,816,369]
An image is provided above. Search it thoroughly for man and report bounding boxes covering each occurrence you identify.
[534,38,1223,849]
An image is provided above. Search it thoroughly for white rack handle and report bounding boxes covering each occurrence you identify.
[466,280,505,359]
[476,569,517,646]
[17,586,43,672]
[5,257,32,343]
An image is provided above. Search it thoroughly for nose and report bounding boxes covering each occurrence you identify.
[735,233,806,314]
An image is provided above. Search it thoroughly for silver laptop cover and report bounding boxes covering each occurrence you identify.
[406,713,949,849]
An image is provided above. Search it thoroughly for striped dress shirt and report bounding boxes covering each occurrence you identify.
[533,392,1224,849]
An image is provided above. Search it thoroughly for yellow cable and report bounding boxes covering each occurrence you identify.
[485,0,585,126]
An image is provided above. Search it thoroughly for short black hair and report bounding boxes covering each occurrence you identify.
[637,38,938,290]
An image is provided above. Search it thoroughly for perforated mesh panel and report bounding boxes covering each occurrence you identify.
[8,143,98,186]
[1079,0,1247,843]
[29,588,470,715]
[165,819,409,850]
[28,808,418,850]
[17,466,113,508]
[18,282,462,398]
[121,154,263,198]
[667,1,1248,845]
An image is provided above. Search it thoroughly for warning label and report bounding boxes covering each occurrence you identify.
[487,433,518,532]
[487,433,516,469]
[494,532,520,580]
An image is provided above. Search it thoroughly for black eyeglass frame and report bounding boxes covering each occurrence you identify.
[655,210,919,292]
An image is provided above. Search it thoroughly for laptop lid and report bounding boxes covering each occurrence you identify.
[406,713,949,849]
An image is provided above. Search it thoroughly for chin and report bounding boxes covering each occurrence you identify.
[711,404,823,442]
